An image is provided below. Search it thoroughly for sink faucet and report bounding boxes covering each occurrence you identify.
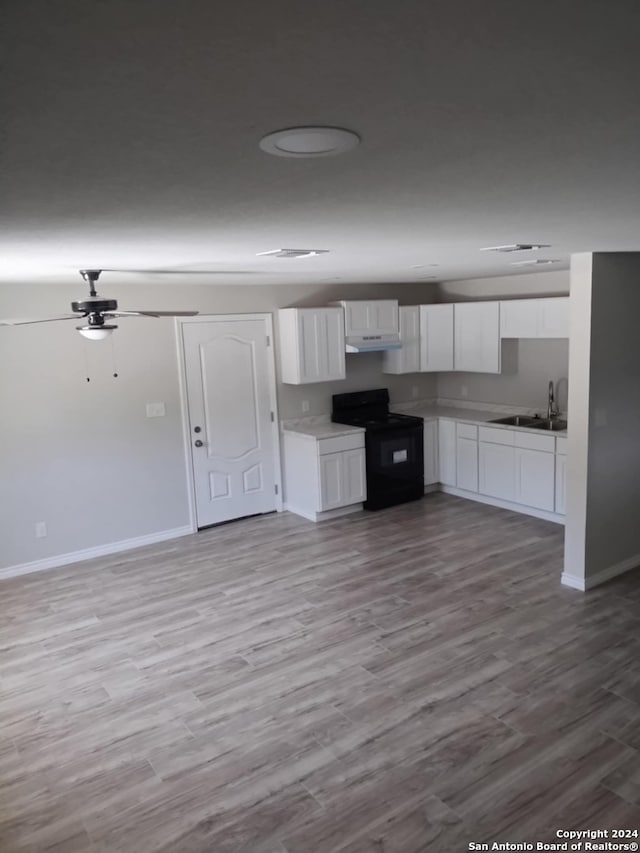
[547,380,558,420]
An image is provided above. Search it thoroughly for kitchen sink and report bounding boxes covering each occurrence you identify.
[528,418,568,431]
[488,415,539,427]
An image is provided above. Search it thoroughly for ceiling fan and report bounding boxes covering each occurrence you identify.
[0,270,199,340]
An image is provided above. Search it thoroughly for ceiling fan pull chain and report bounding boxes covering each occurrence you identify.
[110,336,119,378]
[82,339,91,383]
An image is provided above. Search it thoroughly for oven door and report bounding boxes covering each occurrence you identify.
[365,424,424,509]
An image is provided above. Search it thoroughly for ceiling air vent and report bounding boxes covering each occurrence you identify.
[256,248,330,259]
[480,244,550,253]
[511,259,561,267]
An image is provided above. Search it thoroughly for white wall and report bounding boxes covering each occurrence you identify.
[438,269,569,301]
[564,253,640,589]
[0,280,437,571]
[436,270,570,410]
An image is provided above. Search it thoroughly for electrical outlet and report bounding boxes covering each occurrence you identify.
[35,521,47,538]
[461,385,468,398]
[302,400,310,413]
[411,386,419,399]
[146,402,166,418]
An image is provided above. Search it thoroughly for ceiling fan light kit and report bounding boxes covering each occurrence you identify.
[76,325,117,341]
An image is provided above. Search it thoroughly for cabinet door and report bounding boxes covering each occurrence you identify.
[438,420,456,486]
[423,420,439,485]
[454,302,501,373]
[383,306,420,374]
[479,442,516,501]
[372,300,400,334]
[299,308,345,383]
[420,304,454,371]
[499,299,538,338]
[342,448,366,504]
[456,437,479,492]
[319,452,345,510]
[555,453,567,515]
[538,298,569,338]
[343,300,398,335]
[515,449,555,511]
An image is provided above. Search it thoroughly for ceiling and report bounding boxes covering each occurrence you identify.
[2,0,640,289]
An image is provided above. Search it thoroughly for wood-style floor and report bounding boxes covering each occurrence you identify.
[1,493,640,852]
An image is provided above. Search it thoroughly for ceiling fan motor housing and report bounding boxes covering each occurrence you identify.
[71,298,118,323]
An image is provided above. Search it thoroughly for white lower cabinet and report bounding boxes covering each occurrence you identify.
[423,419,439,485]
[477,426,557,514]
[319,449,366,510]
[438,420,456,486]
[515,448,555,511]
[456,424,478,493]
[283,430,365,521]
[479,442,516,502]
[555,438,568,514]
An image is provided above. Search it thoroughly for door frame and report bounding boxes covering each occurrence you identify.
[175,313,283,532]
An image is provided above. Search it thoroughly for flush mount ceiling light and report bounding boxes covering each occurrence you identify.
[256,248,330,258]
[259,126,360,158]
[480,244,551,253]
[511,259,561,267]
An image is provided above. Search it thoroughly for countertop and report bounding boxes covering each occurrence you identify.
[281,421,365,440]
[398,403,568,435]
[281,403,567,438]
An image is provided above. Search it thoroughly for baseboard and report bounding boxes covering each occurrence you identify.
[560,572,586,591]
[440,485,565,525]
[284,503,363,522]
[586,553,640,589]
[0,525,194,581]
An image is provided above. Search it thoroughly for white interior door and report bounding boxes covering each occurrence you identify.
[182,317,279,528]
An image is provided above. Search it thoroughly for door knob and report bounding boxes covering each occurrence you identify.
[194,426,202,433]
[194,439,203,447]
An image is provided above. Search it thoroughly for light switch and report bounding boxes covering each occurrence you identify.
[146,402,166,418]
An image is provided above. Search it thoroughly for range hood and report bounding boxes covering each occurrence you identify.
[345,334,402,353]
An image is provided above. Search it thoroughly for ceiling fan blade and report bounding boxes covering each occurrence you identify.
[0,314,79,326]
[101,268,259,275]
[108,310,199,317]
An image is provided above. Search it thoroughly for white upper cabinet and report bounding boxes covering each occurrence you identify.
[454,301,501,373]
[420,304,454,372]
[383,306,420,374]
[278,307,346,384]
[538,297,569,337]
[334,300,399,336]
[500,297,569,339]
[499,300,538,338]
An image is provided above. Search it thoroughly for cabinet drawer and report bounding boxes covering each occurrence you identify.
[556,437,568,456]
[478,426,515,446]
[456,422,478,440]
[318,432,364,455]
[514,431,555,453]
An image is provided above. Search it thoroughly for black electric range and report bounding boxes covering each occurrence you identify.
[332,388,424,510]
